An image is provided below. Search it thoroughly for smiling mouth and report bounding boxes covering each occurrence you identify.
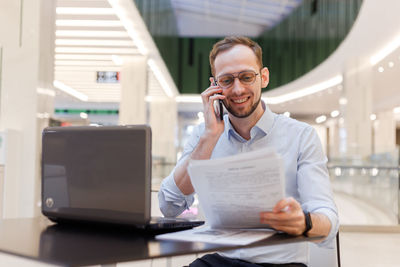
[232,97,249,104]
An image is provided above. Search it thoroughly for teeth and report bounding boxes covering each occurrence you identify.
[233,98,247,103]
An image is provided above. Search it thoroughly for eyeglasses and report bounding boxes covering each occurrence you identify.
[215,70,259,89]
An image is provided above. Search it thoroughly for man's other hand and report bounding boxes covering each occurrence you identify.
[259,197,306,236]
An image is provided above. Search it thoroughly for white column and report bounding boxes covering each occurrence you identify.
[119,56,148,125]
[312,124,328,156]
[326,119,340,159]
[340,59,373,158]
[149,98,177,163]
[0,0,55,218]
[373,110,396,154]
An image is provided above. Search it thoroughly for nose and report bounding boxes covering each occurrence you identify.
[230,77,246,95]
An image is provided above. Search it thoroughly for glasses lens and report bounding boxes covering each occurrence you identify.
[238,71,256,84]
[217,75,234,88]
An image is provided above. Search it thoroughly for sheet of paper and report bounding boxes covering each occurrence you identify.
[187,148,285,229]
[156,226,275,245]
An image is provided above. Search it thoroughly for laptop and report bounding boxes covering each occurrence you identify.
[41,125,204,231]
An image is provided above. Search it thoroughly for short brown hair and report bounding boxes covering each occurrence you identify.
[209,36,263,77]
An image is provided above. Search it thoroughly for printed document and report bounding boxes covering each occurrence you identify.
[156,226,275,245]
[187,147,285,229]
[156,148,285,245]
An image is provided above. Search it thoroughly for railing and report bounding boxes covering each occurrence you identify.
[151,156,400,224]
[328,164,400,224]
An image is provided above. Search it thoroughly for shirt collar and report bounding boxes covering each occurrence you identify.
[225,100,276,142]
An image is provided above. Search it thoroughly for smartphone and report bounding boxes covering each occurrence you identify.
[212,81,224,121]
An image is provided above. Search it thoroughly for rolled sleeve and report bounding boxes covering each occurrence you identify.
[311,207,339,248]
[158,124,204,218]
[158,170,195,217]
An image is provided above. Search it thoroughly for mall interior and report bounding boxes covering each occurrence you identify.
[0,0,400,266]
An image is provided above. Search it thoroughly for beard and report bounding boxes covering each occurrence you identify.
[223,93,261,118]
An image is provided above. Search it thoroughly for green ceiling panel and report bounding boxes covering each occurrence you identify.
[133,0,363,94]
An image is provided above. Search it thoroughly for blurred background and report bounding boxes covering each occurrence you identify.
[1,0,400,266]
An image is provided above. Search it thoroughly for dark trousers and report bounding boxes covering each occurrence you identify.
[188,253,307,267]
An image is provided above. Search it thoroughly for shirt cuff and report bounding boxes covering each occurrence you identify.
[158,171,195,217]
[311,207,339,248]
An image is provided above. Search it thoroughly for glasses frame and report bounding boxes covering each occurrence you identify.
[215,70,260,89]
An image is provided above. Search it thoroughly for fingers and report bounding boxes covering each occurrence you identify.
[260,197,305,235]
[201,86,223,100]
[208,93,225,103]
[260,210,304,225]
[260,210,305,235]
[200,85,225,111]
[273,197,298,213]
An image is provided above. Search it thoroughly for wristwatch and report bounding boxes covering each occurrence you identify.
[303,211,313,236]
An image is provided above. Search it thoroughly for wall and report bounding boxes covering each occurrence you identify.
[0,0,55,218]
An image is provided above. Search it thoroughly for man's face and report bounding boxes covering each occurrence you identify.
[213,45,269,119]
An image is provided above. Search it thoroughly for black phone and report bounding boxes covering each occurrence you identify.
[212,80,224,121]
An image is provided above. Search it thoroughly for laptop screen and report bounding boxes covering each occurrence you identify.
[41,125,151,224]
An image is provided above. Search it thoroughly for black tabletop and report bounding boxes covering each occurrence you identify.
[0,217,321,266]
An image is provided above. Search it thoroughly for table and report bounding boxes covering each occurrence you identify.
[0,217,321,266]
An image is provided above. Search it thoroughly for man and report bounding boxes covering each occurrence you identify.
[159,36,338,267]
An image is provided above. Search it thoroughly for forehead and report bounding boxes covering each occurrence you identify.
[214,45,259,76]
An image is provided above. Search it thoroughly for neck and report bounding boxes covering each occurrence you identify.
[228,103,265,140]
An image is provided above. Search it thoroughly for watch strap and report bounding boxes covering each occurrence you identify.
[303,211,312,236]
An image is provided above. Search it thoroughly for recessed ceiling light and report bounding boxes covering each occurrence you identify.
[55,39,134,47]
[339,97,348,105]
[55,47,138,54]
[56,7,115,15]
[315,115,327,124]
[388,61,394,68]
[370,114,377,120]
[56,20,123,27]
[54,60,115,66]
[393,106,400,114]
[378,66,384,72]
[330,110,339,118]
[55,30,128,38]
[80,112,88,119]
[55,54,114,60]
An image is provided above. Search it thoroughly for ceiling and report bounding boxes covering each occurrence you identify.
[264,0,400,124]
[53,0,400,126]
[171,0,303,37]
[52,0,303,114]
[54,0,172,106]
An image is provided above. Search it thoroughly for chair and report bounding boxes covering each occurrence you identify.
[309,231,341,267]
[336,232,341,267]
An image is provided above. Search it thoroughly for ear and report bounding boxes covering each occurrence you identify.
[260,67,269,88]
[209,77,215,85]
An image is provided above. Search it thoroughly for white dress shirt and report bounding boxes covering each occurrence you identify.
[158,102,339,265]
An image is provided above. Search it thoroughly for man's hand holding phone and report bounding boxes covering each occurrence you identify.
[200,78,225,138]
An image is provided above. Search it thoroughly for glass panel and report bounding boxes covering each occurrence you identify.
[329,148,400,225]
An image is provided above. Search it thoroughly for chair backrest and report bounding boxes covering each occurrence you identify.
[308,232,341,267]
[336,232,341,267]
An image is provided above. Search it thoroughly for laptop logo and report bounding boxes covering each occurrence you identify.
[45,198,54,208]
